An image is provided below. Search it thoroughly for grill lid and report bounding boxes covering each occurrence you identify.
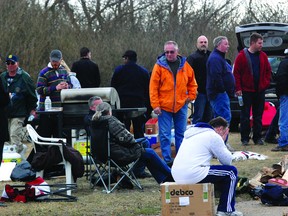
[60,87,120,109]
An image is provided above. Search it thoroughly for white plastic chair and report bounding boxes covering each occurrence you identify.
[26,124,73,196]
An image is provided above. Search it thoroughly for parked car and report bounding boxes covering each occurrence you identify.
[229,22,288,131]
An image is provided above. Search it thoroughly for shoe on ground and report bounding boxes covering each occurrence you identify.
[216,210,243,216]
[271,145,288,152]
[264,137,278,144]
[135,171,152,179]
[254,139,264,145]
[241,140,249,146]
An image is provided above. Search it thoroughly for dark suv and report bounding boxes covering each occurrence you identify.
[230,22,288,131]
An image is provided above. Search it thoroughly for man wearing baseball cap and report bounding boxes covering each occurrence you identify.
[0,54,38,159]
[36,49,72,137]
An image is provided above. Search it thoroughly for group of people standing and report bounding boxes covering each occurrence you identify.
[0,31,284,215]
[0,47,101,161]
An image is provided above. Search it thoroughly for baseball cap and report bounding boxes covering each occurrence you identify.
[122,50,137,59]
[6,54,18,62]
[50,50,62,62]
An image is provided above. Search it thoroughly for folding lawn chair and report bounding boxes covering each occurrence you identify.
[5,183,77,202]
[26,124,76,196]
[88,119,142,193]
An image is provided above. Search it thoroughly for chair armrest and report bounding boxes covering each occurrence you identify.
[37,137,67,143]
[34,140,64,147]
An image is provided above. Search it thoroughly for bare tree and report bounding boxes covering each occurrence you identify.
[0,0,287,85]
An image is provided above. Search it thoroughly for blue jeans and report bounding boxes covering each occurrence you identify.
[140,148,172,184]
[158,104,188,163]
[199,165,238,212]
[209,92,231,124]
[192,93,213,124]
[133,138,150,176]
[278,96,288,147]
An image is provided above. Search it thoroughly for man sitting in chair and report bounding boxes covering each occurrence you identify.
[84,96,103,133]
[91,102,173,185]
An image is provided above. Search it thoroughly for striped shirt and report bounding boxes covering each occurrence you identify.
[36,66,71,111]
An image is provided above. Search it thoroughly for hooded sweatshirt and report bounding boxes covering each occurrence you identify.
[171,123,233,184]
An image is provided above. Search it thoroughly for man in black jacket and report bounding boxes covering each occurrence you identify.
[0,80,10,165]
[71,47,101,88]
[187,35,212,124]
[272,48,288,151]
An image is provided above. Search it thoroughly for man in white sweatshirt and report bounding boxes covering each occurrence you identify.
[171,117,242,216]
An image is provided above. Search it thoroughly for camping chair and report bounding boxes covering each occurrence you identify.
[88,120,142,193]
[26,124,75,196]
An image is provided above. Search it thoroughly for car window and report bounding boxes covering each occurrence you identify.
[269,57,282,75]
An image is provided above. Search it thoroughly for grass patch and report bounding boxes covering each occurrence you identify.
[0,132,285,215]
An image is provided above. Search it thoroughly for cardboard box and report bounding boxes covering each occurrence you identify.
[161,182,215,216]
[145,118,158,134]
[144,133,159,147]
[73,139,90,156]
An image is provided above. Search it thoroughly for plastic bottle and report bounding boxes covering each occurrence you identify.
[45,96,52,110]
[238,95,244,107]
[28,114,35,122]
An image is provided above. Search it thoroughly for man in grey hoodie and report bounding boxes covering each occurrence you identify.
[171,117,242,216]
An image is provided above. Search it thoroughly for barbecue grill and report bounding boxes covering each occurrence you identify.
[60,87,146,144]
[60,87,121,130]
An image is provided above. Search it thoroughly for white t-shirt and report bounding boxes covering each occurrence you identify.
[171,126,233,184]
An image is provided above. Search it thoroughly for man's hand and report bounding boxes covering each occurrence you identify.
[56,82,69,90]
[235,90,242,97]
[185,98,192,104]
[153,107,162,115]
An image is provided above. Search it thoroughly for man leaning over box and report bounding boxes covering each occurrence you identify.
[171,117,243,216]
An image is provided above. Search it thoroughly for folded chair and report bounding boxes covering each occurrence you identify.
[88,120,142,193]
[26,124,76,197]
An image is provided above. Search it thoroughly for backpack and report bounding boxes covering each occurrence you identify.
[260,183,288,206]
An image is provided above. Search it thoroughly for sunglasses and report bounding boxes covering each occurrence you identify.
[165,50,175,54]
[6,61,16,65]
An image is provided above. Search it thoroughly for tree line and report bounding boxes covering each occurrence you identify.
[0,0,287,86]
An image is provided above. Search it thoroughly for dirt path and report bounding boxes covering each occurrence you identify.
[236,200,288,216]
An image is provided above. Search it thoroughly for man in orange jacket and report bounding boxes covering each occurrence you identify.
[150,41,198,166]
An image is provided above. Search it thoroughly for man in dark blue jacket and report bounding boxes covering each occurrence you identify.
[111,50,150,139]
[206,36,235,125]
[111,50,151,178]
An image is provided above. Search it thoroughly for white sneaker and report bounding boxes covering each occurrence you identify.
[216,211,243,216]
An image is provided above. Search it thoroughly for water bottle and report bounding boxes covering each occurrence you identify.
[238,95,244,107]
[45,96,52,110]
[28,114,35,122]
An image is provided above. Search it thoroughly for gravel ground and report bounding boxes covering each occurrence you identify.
[236,200,288,216]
